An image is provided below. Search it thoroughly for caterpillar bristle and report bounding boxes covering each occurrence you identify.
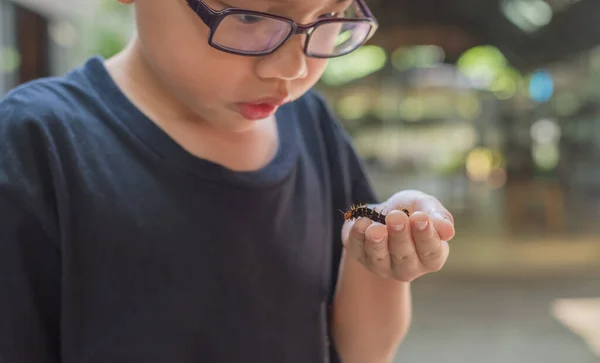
[342,204,387,225]
[395,205,412,216]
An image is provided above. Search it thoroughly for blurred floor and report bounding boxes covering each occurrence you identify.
[393,274,600,363]
[442,233,600,278]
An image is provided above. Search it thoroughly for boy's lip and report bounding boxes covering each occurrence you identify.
[234,96,291,120]
[243,96,290,106]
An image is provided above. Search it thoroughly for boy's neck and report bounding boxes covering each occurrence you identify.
[103,38,280,172]
[105,39,195,126]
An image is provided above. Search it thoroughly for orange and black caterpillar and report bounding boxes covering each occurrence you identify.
[341,204,411,225]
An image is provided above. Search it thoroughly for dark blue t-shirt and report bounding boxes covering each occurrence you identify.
[0,57,378,363]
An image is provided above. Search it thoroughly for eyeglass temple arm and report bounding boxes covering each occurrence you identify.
[355,0,379,38]
[184,0,216,27]
[355,0,371,17]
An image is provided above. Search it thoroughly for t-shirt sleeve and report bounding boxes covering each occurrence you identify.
[0,98,61,363]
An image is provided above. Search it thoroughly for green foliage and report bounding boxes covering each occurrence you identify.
[92,26,129,59]
[81,0,134,59]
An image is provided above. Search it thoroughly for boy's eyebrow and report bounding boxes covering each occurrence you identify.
[270,0,353,6]
[220,0,353,12]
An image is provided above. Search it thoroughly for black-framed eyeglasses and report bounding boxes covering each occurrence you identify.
[184,0,379,58]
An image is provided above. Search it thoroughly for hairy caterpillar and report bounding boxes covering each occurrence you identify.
[342,204,411,225]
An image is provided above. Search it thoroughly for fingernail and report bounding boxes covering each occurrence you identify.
[354,218,368,234]
[371,235,384,243]
[433,212,453,225]
[415,221,428,231]
[390,223,405,232]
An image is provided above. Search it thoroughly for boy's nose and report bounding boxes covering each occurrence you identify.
[255,36,309,81]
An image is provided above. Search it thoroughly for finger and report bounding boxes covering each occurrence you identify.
[416,196,455,225]
[429,209,455,242]
[410,211,447,271]
[363,222,391,276]
[385,210,419,268]
[415,196,455,242]
[344,217,372,263]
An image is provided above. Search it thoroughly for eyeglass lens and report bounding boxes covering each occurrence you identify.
[212,14,371,56]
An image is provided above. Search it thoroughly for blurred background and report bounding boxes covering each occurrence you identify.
[1,0,600,361]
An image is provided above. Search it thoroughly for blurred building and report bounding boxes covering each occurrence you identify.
[2,2,600,362]
[0,0,131,92]
[311,0,600,276]
[2,0,600,276]
[1,0,73,90]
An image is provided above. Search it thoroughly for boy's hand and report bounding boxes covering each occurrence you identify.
[342,190,455,282]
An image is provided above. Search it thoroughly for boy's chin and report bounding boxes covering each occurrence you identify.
[203,109,274,134]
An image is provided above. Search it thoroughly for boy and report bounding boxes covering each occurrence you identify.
[0,0,455,362]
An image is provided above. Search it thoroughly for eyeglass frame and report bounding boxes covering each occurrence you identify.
[183,0,379,58]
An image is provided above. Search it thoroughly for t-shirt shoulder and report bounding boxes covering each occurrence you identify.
[0,78,78,243]
[0,69,97,130]
[0,66,114,179]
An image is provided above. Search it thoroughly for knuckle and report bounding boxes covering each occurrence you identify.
[368,239,387,251]
[420,251,442,266]
[366,245,389,261]
[391,249,417,264]
[365,257,391,277]
[419,242,444,260]
[370,254,390,265]
[420,249,441,259]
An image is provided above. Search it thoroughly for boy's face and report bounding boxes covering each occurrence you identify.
[125,0,355,132]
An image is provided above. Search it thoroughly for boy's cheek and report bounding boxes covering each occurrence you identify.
[287,59,329,95]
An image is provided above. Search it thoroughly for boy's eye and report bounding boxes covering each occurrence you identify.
[318,12,342,19]
[235,14,264,24]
